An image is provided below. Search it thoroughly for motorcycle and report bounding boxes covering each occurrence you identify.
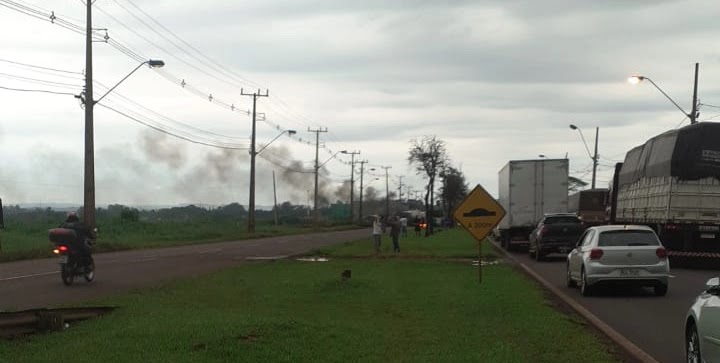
[48,228,95,286]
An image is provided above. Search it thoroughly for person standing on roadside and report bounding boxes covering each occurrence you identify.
[399,216,408,238]
[389,216,401,253]
[372,215,383,254]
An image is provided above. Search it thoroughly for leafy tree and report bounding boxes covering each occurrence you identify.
[120,207,140,223]
[440,166,469,221]
[408,136,448,236]
[569,176,588,192]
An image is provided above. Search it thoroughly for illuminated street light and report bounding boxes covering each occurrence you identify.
[628,63,699,124]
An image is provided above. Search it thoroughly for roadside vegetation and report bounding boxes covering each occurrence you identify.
[0,229,621,362]
[0,203,356,262]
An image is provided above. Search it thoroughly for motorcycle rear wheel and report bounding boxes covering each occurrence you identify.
[61,263,74,286]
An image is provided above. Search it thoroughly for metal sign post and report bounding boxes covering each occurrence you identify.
[453,184,506,285]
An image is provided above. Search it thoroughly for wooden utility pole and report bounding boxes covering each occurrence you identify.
[272,171,278,226]
[342,151,360,223]
[308,127,328,224]
[382,166,392,218]
[358,160,368,221]
[83,0,95,228]
[241,88,269,234]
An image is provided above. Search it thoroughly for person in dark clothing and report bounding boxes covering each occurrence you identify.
[389,216,401,253]
[59,212,95,261]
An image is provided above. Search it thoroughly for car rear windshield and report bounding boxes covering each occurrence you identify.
[544,216,581,224]
[598,230,660,247]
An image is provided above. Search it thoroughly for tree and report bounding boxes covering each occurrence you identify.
[408,136,448,236]
[569,176,588,192]
[440,166,469,221]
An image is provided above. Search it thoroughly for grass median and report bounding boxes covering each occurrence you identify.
[0,229,621,362]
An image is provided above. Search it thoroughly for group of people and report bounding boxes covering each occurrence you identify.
[372,215,426,254]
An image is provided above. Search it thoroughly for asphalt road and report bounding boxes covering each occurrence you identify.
[502,245,719,363]
[0,229,368,311]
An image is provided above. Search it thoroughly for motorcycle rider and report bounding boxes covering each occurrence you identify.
[59,211,95,262]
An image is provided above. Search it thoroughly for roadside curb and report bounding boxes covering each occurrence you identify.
[490,241,660,363]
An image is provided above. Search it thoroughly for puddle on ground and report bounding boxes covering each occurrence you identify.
[296,257,329,262]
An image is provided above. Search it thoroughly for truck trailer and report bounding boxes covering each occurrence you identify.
[607,122,720,258]
[497,159,569,250]
[568,189,608,227]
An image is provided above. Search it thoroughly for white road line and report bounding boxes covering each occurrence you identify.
[131,257,158,263]
[199,248,223,254]
[0,271,56,282]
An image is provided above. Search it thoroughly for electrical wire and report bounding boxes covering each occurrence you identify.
[0,58,83,75]
[97,103,250,150]
[0,85,77,96]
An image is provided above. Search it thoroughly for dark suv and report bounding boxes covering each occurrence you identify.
[529,213,585,261]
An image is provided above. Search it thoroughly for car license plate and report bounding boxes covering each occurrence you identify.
[620,268,639,277]
[701,233,715,239]
[59,256,68,264]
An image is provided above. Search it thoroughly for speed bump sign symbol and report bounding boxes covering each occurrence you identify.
[453,184,506,242]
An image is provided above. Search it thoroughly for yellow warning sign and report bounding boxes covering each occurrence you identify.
[453,184,506,241]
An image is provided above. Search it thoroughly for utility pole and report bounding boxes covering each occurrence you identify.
[397,176,404,202]
[382,166,392,218]
[241,88,269,234]
[272,171,278,226]
[308,127,328,223]
[83,0,95,228]
[691,62,699,124]
[341,150,360,223]
[591,127,599,189]
[358,160,368,221]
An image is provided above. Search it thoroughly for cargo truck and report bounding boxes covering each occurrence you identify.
[607,122,720,258]
[568,189,608,227]
[497,159,570,250]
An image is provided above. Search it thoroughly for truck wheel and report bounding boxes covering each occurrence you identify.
[535,248,543,262]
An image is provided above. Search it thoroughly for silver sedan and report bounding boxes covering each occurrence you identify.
[566,225,670,296]
[686,277,720,363]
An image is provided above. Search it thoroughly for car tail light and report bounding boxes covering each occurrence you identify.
[656,247,668,259]
[541,226,549,236]
[589,248,604,260]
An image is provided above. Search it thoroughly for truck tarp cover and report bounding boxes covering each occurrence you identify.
[619,122,720,185]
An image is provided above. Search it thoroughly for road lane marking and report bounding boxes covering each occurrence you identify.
[0,271,56,282]
[199,248,223,254]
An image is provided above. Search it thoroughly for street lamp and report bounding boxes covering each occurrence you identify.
[628,62,699,124]
[569,124,598,189]
[82,59,164,228]
[341,150,360,223]
[248,129,296,233]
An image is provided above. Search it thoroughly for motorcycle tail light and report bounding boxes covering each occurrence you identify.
[57,245,68,253]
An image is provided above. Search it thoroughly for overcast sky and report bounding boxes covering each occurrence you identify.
[2,0,720,208]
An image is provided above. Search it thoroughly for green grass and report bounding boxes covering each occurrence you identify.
[0,259,618,363]
[312,228,497,259]
[0,220,358,262]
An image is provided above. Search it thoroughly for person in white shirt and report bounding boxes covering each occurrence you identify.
[372,216,383,254]
[399,217,408,238]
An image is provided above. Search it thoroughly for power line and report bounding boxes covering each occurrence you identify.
[0,85,77,96]
[97,103,250,150]
[0,58,83,75]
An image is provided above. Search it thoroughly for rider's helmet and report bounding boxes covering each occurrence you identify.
[65,211,79,223]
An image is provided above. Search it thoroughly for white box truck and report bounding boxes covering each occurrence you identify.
[497,159,569,250]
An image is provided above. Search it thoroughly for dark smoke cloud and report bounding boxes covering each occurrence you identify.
[140,130,187,169]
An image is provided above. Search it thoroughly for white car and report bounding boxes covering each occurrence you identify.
[565,225,670,296]
[686,277,720,363]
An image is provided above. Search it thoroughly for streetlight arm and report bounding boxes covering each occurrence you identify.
[574,128,594,160]
[320,151,342,168]
[644,77,691,119]
[257,130,293,155]
[94,61,147,105]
